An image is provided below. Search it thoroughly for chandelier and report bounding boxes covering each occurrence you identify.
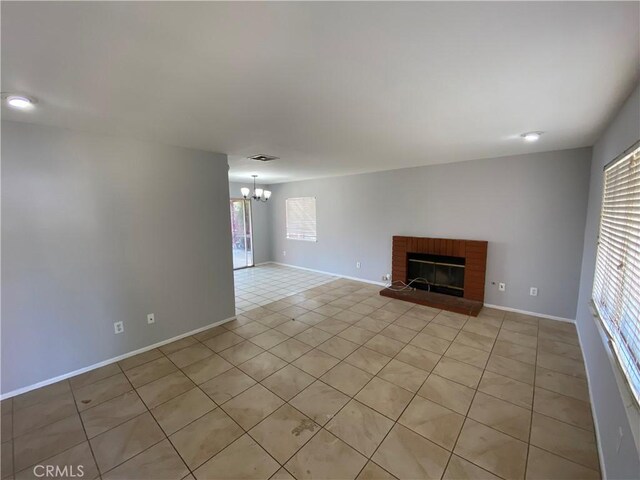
[241,175,271,202]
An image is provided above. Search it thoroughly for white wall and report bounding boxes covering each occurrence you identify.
[1,121,236,394]
[267,148,592,320]
[229,182,271,266]
[575,84,640,479]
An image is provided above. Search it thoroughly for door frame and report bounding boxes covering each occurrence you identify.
[230,198,254,270]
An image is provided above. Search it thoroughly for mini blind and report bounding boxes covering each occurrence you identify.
[286,197,317,242]
[593,142,640,406]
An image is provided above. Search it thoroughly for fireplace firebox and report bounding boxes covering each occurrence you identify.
[407,253,465,297]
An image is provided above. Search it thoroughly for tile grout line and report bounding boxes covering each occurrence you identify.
[28,310,481,476]
[524,318,541,478]
[6,272,596,480]
[322,309,482,477]
[94,347,182,478]
[254,305,599,475]
[436,312,507,480]
[238,292,407,474]
[351,318,445,479]
[68,378,105,478]
[186,282,372,476]
[3,279,411,477]
[10,323,567,478]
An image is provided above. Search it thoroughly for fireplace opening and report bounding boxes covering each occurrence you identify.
[407,252,465,297]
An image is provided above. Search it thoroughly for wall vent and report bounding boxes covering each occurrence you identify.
[248,154,279,162]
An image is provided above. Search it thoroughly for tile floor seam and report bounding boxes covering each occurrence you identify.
[84,404,164,475]
[157,374,273,477]
[243,404,320,469]
[78,353,191,478]
[522,317,540,479]
[524,411,601,470]
[201,350,331,471]
[5,268,599,480]
[207,385,303,473]
[103,434,168,478]
[68,377,103,479]
[348,314,475,478]
[243,305,428,474]
[529,323,599,473]
[442,311,536,480]
[11,376,121,438]
[530,386,595,432]
[9,396,15,479]
[425,314,481,479]
[15,379,98,479]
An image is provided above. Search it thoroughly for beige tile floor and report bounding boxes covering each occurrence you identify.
[1,275,600,480]
[234,264,337,315]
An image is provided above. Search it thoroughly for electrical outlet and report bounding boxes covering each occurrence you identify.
[114,321,124,334]
[283,250,286,257]
[529,287,538,297]
[382,273,391,281]
[498,282,506,292]
[147,313,155,324]
[356,261,361,269]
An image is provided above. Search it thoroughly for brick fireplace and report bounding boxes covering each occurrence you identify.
[380,236,488,316]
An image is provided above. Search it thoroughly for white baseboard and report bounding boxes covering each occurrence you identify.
[1,315,236,400]
[268,261,387,287]
[268,262,575,321]
[582,303,640,477]
[576,313,607,479]
[483,303,575,323]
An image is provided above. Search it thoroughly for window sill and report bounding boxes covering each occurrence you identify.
[588,302,640,451]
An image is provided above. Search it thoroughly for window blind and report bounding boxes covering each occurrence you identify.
[286,197,317,242]
[593,142,640,406]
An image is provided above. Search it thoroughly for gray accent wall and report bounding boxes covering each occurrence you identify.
[575,84,640,479]
[268,148,592,319]
[1,121,235,394]
[229,182,271,266]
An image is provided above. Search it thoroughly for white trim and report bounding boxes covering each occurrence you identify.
[1,315,236,400]
[483,303,575,323]
[585,302,640,473]
[578,308,608,479]
[268,261,387,287]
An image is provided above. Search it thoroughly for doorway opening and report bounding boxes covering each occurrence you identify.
[230,199,254,269]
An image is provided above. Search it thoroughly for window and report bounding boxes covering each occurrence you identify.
[593,142,640,406]
[286,197,317,241]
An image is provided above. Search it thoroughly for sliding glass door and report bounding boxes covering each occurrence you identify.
[230,199,254,269]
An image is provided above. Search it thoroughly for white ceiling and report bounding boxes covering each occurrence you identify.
[2,2,638,184]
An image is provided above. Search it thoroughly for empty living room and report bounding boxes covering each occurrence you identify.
[2,2,640,480]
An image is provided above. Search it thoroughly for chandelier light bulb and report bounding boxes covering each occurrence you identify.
[241,175,271,202]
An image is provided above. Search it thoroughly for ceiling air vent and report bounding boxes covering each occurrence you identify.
[248,154,279,162]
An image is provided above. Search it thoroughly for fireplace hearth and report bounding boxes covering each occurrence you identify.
[381,236,488,316]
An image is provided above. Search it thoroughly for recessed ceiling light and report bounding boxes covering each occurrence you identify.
[4,94,36,110]
[521,131,543,142]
